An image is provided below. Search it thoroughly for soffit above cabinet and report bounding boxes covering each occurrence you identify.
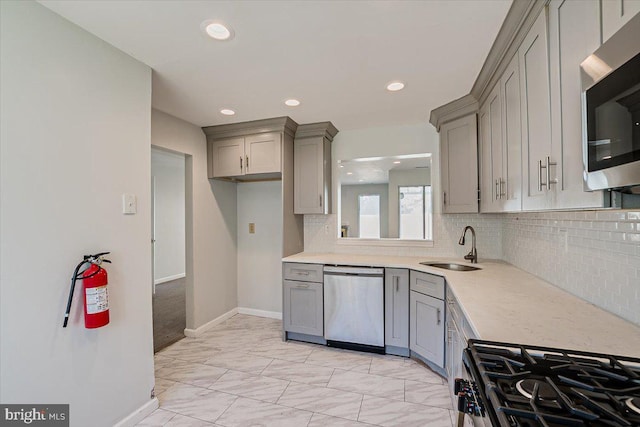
[202,116,298,140]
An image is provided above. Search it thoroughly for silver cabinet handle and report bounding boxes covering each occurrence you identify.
[292,269,310,276]
[443,192,447,205]
[295,283,310,289]
[495,179,499,200]
[437,308,441,325]
[546,156,557,189]
[500,178,506,199]
[395,276,399,292]
[319,195,322,207]
[538,159,545,191]
[246,155,249,171]
[240,156,243,171]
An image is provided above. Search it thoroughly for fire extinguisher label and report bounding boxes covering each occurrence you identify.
[86,286,109,314]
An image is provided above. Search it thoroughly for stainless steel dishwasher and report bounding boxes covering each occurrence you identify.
[323,266,384,352]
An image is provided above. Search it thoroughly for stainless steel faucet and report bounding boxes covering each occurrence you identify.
[458,226,478,264]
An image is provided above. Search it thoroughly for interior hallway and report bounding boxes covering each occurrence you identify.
[153,277,186,352]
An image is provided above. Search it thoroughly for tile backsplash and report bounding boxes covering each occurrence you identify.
[303,210,640,326]
[502,210,640,326]
[304,213,503,259]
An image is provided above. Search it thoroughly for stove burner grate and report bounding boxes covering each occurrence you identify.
[515,379,559,401]
[627,397,640,416]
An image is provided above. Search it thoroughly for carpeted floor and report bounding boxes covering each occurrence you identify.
[153,277,186,353]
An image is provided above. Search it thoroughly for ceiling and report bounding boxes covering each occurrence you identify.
[39,0,511,130]
[340,155,431,185]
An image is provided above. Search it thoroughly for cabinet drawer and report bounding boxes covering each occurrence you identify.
[410,271,445,300]
[283,263,323,283]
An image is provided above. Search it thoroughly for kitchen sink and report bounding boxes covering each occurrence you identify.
[419,262,480,271]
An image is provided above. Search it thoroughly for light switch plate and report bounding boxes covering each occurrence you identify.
[249,223,255,234]
[122,194,137,215]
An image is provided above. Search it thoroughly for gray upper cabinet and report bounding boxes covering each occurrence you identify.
[210,137,245,178]
[244,133,282,175]
[519,7,554,211]
[203,117,298,183]
[209,133,281,178]
[293,122,338,214]
[384,268,409,351]
[440,114,478,213]
[548,0,604,209]
[480,54,522,213]
[601,0,640,43]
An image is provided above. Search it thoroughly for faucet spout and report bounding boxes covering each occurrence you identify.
[458,226,477,264]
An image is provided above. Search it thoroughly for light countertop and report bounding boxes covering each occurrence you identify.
[282,252,640,358]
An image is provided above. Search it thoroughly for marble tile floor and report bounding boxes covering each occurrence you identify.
[138,314,455,427]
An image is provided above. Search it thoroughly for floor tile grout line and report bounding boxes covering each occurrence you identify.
[274,380,292,405]
[356,393,365,423]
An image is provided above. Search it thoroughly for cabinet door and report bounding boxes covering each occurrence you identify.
[440,114,478,213]
[602,0,640,42]
[283,280,323,336]
[210,137,245,178]
[385,268,409,348]
[500,54,522,212]
[479,85,503,213]
[245,133,281,175]
[548,0,604,209]
[519,8,553,210]
[294,136,325,214]
[410,291,445,369]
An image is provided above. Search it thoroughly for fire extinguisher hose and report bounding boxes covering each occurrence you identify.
[62,252,111,328]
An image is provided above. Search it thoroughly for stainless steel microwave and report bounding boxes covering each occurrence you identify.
[581,13,640,192]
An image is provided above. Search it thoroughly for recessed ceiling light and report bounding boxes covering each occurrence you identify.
[358,179,364,182]
[347,172,353,175]
[220,109,235,116]
[339,165,344,168]
[285,99,300,107]
[386,81,405,92]
[393,161,401,164]
[202,20,234,41]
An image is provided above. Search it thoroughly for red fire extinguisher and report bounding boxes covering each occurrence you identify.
[62,252,111,328]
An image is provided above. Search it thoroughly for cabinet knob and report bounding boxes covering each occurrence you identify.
[437,308,441,325]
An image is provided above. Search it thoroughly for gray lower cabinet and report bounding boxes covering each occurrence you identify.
[409,271,445,371]
[384,268,409,353]
[283,280,323,337]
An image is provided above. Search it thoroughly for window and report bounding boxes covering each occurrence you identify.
[358,194,380,238]
[399,186,432,240]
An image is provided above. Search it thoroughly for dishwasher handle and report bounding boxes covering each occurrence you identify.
[323,266,384,276]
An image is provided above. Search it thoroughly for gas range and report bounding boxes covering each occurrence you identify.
[460,340,640,427]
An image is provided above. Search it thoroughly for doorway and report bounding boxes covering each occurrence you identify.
[151,147,187,352]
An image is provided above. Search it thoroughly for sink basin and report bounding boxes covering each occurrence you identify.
[419,262,480,272]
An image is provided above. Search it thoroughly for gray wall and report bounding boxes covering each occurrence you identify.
[151,109,238,330]
[341,184,389,238]
[237,182,283,315]
[1,2,154,425]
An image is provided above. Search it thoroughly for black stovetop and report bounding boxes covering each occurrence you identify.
[464,340,640,427]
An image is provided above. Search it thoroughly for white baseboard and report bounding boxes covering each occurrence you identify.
[237,307,282,320]
[114,397,158,427]
[154,273,186,285]
[184,307,238,337]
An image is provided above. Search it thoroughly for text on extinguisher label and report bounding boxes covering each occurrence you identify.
[86,286,109,314]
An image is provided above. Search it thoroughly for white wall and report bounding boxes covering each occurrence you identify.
[341,184,389,238]
[151,110,238,329]
[151,148,186,283]
[237,181,283,316]
[0,2,154,426]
